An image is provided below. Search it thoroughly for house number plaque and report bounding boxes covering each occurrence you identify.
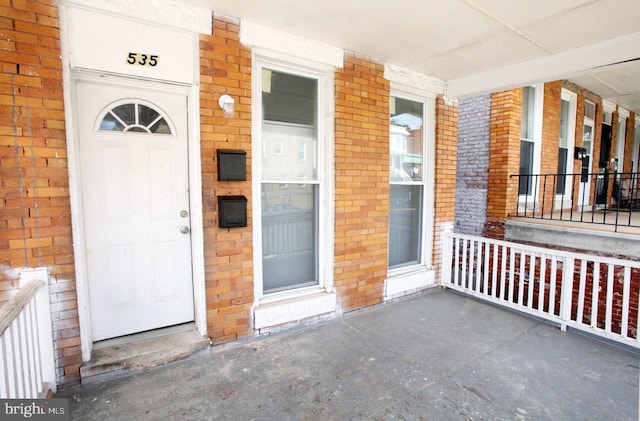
[126,52,159,67]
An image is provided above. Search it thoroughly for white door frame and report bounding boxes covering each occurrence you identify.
[64,70,207,361]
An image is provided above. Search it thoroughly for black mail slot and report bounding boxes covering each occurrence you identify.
[218,196,247,228]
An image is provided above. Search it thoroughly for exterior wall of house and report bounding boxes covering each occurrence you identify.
[334,52,390,311]
[478,82,639,240]
[1,1,456,388]
[0,0,81,387]
[432,97,458,276]
[455,95,490,235]
[485,89,522,238]
[199,15,254,344]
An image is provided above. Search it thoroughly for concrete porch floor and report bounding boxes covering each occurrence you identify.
[58,290,639,420]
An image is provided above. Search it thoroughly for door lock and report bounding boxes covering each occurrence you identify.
[180,226,190,234]
[180,210,189,218]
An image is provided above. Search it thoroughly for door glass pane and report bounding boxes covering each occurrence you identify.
[262,184,318,293]
[389,185,422,268]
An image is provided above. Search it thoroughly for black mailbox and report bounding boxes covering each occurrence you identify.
[217,149,246,181]
[218,196,247,228]
[574,146,587,160]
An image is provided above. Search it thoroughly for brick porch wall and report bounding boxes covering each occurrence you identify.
[432,97,458,276]
[199,15,254,344]
[334,52,390,311]
[455,95,490,235]
[0,0,80,386]
[485,89,522,239]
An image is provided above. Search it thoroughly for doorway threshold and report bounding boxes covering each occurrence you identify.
[80,323,211,385]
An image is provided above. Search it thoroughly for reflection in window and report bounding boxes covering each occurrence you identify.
[99,102,172,134]
[389,96,425,269]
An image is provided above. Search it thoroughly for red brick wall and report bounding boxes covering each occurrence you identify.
[334,52,390,311]
[432,97,457,275]
[487,89,522,225]
[539,82,561,214]
[0,0,80,386]
[199,15,254,344]
[623,112,636,173]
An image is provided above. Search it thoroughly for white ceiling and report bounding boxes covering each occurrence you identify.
[183,0,640,115]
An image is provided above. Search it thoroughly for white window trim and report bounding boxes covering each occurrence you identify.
[518,84,544,204]
[577,100,597,208]
[385,84,436,299]
[251,50,336,328]
[617,113,627,172]
[556,89,577,209]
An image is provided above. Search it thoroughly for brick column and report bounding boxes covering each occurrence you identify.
[485,89,522,238]
[334,52,390,311]
[200,15,253,343]
[433,97,457,277]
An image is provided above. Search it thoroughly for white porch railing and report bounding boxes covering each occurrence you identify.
[442,232,640,349]
[0,269,56,398]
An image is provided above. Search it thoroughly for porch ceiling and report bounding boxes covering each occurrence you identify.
[184,0,640,114]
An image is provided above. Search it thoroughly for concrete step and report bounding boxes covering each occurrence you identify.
[80,325,211,385]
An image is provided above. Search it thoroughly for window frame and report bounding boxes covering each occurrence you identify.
[252,50,335,304]
[556,89,577,205]
[387,87,435,277]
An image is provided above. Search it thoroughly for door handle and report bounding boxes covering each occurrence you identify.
[180,226,190,234]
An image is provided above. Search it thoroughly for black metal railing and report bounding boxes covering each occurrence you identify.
[510,171,640,232]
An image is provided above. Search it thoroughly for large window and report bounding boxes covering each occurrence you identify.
[258,66,325,295]
[389,96,425,269]
[519,86,539,196]
[556,90,576,199]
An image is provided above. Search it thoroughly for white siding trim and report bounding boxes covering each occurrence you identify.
[241,21,344,68]
[61,0,212,34]
[385,63,445,96]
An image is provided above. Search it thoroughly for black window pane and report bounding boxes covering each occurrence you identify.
[99,112,125,131]
[138,104,160,127]
[519,140,535,195]
[112,104,136,126]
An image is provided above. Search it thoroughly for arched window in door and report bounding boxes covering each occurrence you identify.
[98,101,172,134]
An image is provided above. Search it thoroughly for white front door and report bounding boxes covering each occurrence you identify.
[77,80,194,341]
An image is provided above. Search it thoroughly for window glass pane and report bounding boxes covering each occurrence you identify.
[559,99,569,147]
[262,69,317,181]
[519,140,535,195]
[263,123,316,181]
[138,104,160,127]
[557,148,568,195]
[585,102,596,120]
[390,97,424,182]
[583,124,593,153]
[112,104,136,126]
[99,112,125,131]
[521,86,535,141]
[149,118,171,134]
[262,184,318,293]
[389,185,422,268]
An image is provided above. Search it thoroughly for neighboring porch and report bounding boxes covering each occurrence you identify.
[57,290,638,419]
[507,172,640,257]
[511,171,640,234]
